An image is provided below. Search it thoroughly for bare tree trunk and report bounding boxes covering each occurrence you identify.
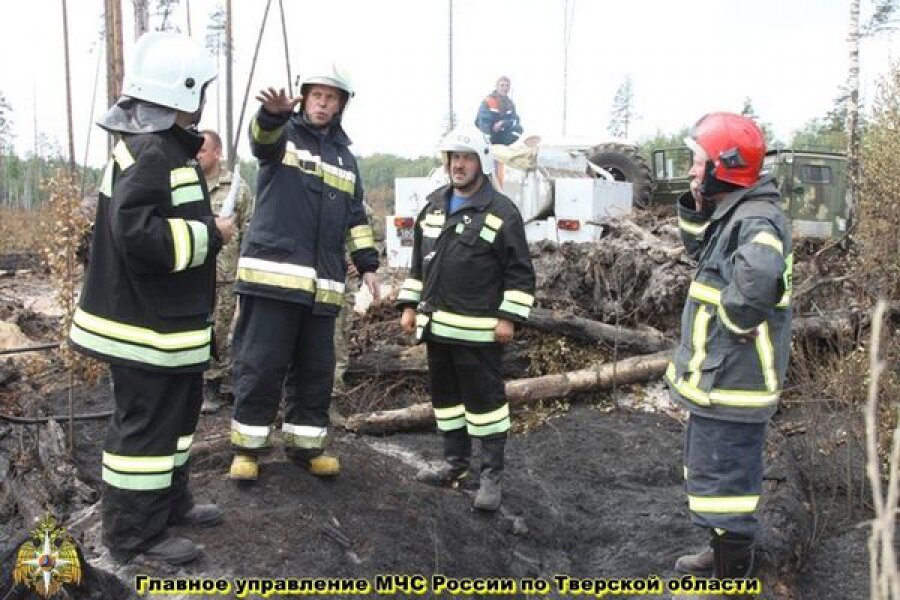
[61,0,76,171]
[225,0,234,164]
[344,351,672,434]
[526,307,673,353]
[105,0,124,153]
[846,0,860,225]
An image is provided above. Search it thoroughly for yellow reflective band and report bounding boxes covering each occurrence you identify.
[467,417,510,437]
[678,217,709,236]
[174,450,190,467]
[437,417,466,432]
[73,308,210,350]
[102,468,172,491]
[346,225,375,252]
[432,311,498,330]
[751,231,784,255]
[171,185,204,207]
[431,322,496,343]
[70,325,210,368]
[402,278,423,292]
[170,167,199,188]
[238,267,316,291]
[756,322,778,392]
[504,290,534,306]
[688,281,722,305]
[231,419,271,449]
[251,117,284,144]
[103,452,174,473]
[688,306,712,386]
[480,227,497,243]
[99,160,114,196]
[167,218,191,272]
[315,288,343,306]
[466,404,509,426]
[709,389,779,407]
[688,494,760,514]
[422,225,441,238]
[485,214,503,230]
[434,404,465,420]
[398,289,421,303]
[321,163,357,194]
[176,435,193,452]
[187,220,209,269]
[498,300,530,319]
[717,304,756,335]
[415,314,430,327]
[112,140,135,170]
[424,213,446,227]
[282,423,327,449]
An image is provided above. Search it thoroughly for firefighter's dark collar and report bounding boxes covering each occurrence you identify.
[430,177,494,212]
[710,175,779,222]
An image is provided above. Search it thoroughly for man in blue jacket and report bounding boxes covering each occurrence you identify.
[228,64,380,482]
[475,76,523,146]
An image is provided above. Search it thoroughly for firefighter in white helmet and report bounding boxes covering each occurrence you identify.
[398,126,535,511]
[70,32,234,565]
[228,63,380,482]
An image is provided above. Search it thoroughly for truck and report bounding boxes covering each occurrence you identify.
[384,142,849,268]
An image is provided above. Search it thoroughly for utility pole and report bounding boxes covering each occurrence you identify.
[61,0,76,170]
[105,0,124,152]
[225,0,234,164]
[447,0,455,133]
[562,0,575,136]
[846,0,860,225]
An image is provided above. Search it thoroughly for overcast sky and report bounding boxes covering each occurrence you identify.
[0,0,897,167]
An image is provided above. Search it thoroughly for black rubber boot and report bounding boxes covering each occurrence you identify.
[474,436,505,511]
[416,429,472,487]
[712,532,755,579]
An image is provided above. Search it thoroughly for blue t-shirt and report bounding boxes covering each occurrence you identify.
[448,193,468,214]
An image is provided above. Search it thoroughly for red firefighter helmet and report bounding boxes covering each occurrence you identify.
[684,112,766,188]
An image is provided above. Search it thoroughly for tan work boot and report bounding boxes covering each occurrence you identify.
[674,546,714,576]
[307,454,340,477]
[228,453,258,481]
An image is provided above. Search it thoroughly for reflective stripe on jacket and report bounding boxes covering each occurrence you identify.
[237,108,378,316]
[69,127,220,372]
[665,176,793,423]
[397,181,536,345]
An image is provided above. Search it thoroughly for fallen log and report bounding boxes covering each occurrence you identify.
[525,307,673,353]
[348,344,426,374]
[344,350,672,434]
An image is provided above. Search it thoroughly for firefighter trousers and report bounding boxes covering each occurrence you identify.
[684,413,766,539]
[231,295,336,458]
[426,341,510,440]
[102,365,202,555]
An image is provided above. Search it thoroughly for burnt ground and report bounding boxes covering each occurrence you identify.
[0,236,886,600]
[0,377,876,600]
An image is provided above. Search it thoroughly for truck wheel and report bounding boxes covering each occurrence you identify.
[587,143,656,209]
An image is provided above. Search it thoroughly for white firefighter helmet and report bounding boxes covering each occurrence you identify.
[296,63,355,110]
[438,126,493,176]
[122,32,217,113]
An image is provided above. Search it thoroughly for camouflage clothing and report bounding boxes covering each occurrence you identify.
[205,168,254,383]
[333,203,385,391]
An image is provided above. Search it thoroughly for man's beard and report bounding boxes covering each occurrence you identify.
[451,171,480,193]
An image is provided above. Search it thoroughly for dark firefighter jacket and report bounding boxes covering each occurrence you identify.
[69,126,222,373]
[397,180,536,344]
[665,176,793,423]
[236,108,378,316]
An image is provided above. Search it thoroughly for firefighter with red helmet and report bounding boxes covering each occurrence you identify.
[666,112,792,578]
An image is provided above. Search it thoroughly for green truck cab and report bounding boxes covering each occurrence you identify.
[648,147,848,240]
